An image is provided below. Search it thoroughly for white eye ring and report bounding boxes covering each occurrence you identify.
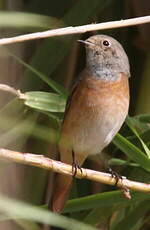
[102,40,111,47]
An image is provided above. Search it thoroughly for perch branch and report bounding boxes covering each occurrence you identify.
[0,84,23,97]
[0,84,25,99]
[0,148,150,195]
[0,16,149,45]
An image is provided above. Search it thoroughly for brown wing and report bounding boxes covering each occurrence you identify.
[62,71,85,123]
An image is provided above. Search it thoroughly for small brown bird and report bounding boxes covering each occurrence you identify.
[51,34,130,212]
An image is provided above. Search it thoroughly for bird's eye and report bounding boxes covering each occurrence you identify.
[102,40,110,47]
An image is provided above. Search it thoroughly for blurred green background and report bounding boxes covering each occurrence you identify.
[0,0,149,230]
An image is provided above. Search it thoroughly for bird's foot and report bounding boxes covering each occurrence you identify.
[108,167,122,186]
[108,168,131,199]
[72,162,83,177]
[72,150,82,177]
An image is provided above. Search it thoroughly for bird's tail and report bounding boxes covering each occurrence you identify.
[51,173,73,213]
[50,151,87,213]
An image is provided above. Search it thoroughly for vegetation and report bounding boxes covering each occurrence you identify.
[0,0,149,229]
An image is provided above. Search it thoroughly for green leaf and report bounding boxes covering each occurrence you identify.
[0,47,68,98]
[15,219,41,230]
[0,99,59,144]
[84,206,114,225]
[13,53,68,97]
[110,200,150,230]
[0,114,59,145]
[126,117,150,158]
[127,129,150,149]
[125,115,148,133]
[0,99,36,148]
[24,91,66,113]
[108,158,139,167]
[135,114,150,124]
[0,114,38,147]
[0,194,97,230]
[0,11,63,30]
[64,191,149,213]
[113,134,150,172]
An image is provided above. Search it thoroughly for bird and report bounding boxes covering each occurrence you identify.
[51,34,130,213]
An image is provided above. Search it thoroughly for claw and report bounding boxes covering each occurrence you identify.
[72,150,83,177]
[109,167,122,186]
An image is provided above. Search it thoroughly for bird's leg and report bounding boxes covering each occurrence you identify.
[108,168,131,198]
[72,150,82,177]
[108,167,122,186]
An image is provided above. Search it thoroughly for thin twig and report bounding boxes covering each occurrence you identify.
[0,16,149,45]
[0,148,150,194]
[0,84,25,99]
[0,84,20,97]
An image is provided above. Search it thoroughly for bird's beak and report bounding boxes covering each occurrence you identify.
[78,40,95,46]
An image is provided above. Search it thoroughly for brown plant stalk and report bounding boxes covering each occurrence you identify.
[0,16,149,45]
[0,148,149,195]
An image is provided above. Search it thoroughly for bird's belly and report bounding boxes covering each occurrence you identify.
[71,106,128,155]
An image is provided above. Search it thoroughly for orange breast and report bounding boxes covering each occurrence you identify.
[60,72,129,155]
